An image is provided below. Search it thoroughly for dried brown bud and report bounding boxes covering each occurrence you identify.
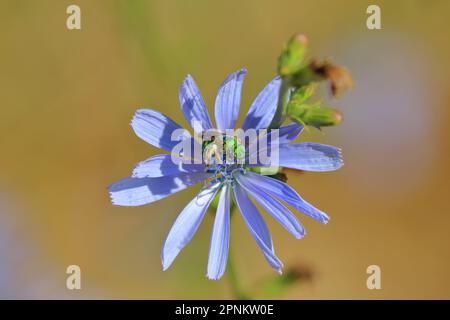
[285,263,314,283]
[310,59,354,97]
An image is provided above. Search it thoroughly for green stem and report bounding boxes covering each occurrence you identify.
[268,78,291,129]
[227,247,249,300]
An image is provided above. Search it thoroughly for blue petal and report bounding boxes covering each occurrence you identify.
[161,183,220,270]
[242,76,282,130]
[257,123,304,148]
[246,123,304,165]
[278,143,343,172]
[179,75,213,132]
[207,184,231,280]
[214,69,247,130]
[109,172,212,206]
[132,154,205,178]
[233,183,283,273]
[238,171,329,224]
[274,123,304,144]
[131,109,189,152]
[256,123,304,151]
[236,173,305,239]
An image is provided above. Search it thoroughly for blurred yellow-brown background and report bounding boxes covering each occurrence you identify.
[1,0,449,299]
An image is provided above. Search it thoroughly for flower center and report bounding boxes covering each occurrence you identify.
[202,133,246,184]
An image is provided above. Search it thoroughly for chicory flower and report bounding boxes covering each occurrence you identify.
[109,69,343,280]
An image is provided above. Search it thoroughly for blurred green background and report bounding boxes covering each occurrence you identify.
[1,0,449,299]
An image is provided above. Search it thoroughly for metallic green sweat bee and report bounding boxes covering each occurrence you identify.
[202,131,245,167]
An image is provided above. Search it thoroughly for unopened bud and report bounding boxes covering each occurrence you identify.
[287,95,343,128]
[301,107,343,127]
[278,34,309,77]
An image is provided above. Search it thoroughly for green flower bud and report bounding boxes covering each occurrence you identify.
[287,89,343,128]
[301,107,343,127]
[278,34,308,77]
